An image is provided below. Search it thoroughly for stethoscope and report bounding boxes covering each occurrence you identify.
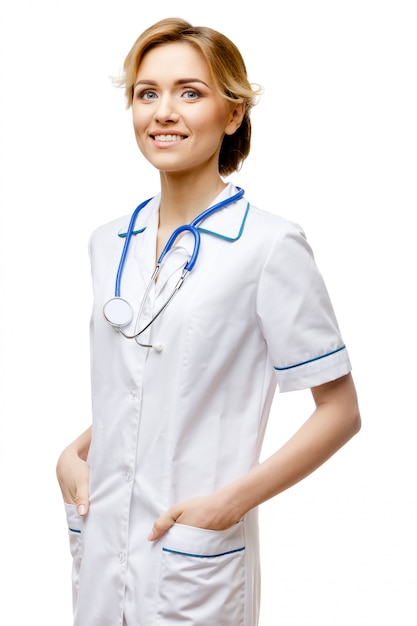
[103,187,245,350]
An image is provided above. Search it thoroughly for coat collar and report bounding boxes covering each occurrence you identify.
[192,183,250,242]
[118,183,250,243]
[117,184,250,296]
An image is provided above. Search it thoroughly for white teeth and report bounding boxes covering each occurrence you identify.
[154,134,184,142]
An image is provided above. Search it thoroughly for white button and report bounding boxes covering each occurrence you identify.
[118,552,126,563]
[122,470,132,482]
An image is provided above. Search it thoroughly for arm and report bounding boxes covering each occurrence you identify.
[148,373,361,540]
[56,426,92,516]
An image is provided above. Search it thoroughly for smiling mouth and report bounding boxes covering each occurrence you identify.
[152,134,186,142]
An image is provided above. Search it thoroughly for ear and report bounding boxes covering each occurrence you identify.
[224,102,245,136]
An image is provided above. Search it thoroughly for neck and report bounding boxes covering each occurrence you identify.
[158,171,227,229]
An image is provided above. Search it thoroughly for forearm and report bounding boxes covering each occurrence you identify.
[226,374,361,520]
[149,374,361,540]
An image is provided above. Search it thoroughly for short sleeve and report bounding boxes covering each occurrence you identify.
[256,221,352,392]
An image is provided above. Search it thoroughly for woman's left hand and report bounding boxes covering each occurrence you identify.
[148,490,241,541]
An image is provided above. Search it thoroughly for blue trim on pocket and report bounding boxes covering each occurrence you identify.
[274,345,346,371]
[162,546,245,558]
[69,527,81,534]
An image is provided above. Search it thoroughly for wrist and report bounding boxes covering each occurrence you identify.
[219,482,250,524]
[72,427,92,461]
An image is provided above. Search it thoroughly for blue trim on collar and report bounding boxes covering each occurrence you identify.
[118,227,146,238]
[197,201,250,241]
[274,345,346,371]
[117,201,250,241]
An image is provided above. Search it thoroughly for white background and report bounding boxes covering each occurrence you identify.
[0,1,416,624]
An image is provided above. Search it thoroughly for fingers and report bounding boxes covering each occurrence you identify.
[148,510,177,541]
[56,449,90,516]
[75,478,90,516]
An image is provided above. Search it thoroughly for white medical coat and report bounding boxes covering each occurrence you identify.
[65,183,352,626]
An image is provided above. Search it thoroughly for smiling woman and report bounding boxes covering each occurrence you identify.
[130,42,245,197]
[116,17,262,178]
[56,16,360,626]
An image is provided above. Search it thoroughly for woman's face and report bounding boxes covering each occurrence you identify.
[132,42,241,177]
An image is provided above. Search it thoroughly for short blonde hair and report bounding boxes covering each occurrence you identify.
[114,17,263,175]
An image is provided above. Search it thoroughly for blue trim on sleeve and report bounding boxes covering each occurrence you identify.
[69,527,81,534]
[162,546,245,558]
[274,345,346,371]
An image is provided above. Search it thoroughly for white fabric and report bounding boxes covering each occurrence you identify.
[65,183,351,625]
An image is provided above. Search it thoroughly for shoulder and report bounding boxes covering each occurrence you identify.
[248,202,303,233]
[87,215,131,264]
[245,202,309,256]
[88,195,159,254]
[89,214,131,245]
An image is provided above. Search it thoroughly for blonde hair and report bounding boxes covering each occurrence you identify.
[114,17,263,175]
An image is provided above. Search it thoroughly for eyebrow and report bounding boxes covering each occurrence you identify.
[134,78,210,89]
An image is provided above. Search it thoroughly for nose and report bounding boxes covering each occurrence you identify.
[154,93,179,124]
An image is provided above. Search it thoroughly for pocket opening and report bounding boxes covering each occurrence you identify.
[162,545,245,558]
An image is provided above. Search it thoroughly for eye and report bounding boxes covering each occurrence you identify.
[135,89,158,101]
[182,89,201,100]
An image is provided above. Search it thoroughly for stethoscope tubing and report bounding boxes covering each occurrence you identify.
[118,268,188,344]
[104,187,245,346]
[115,197,153,298]
[160,224,201,272]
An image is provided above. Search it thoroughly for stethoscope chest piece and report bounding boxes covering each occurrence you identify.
[103,297,133,327]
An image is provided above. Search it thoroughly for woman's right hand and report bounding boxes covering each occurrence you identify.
[56,427,91,516]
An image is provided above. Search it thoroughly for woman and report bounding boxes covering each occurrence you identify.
[57,17,361,626]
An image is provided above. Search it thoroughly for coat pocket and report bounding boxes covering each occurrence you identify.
[64,503,85,611]
[157,522,246,625]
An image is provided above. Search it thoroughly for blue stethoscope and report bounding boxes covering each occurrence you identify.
[103,187,245,349]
